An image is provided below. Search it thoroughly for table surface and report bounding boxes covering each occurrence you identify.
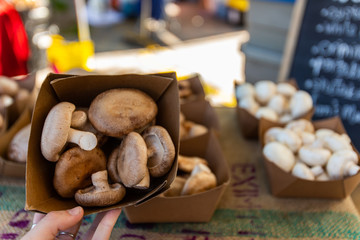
[1,107,360,239]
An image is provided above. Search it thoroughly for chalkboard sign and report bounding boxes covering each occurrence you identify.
[279,0,360,151]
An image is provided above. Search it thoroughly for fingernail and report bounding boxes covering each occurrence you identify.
[67,206,81,216]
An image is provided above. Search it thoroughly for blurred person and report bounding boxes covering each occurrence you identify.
[22,206,122,240]
[0,0,30,77]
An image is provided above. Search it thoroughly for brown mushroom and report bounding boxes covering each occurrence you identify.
[111,132,148,188]
[41,102,98,162]
[178,155,208,173]
[181,163,217,195]
[142,125,175,177]
[88,88,158,138]
[7,123,31,163]
[75,170,126,207]
[163,176,187,197]
[53,147,107,198]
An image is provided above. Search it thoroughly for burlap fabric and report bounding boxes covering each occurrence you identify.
[0,107,359,239]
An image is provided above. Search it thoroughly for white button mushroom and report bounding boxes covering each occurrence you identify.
[263,142,296,172]
[310,165,324,177]
[292,162,315,180]
[277,82,297,98]
[279,114,293,124]
[238,96,259,115]
[285,119,315,134]
[236,82,255,100]
[323,133,352,152]
[298,131,316,146]
[276,129,302,153]
[254,80,277,105]
[267,94,288,115]
[289,91,313,118]
[298,146,331,166]
[264,127,284,144]
[255,107,279,122]
[326,150,360,179]
[315,128,335,139]
[316,172,330,181]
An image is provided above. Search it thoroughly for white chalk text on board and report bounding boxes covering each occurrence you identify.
[288,0,360,150]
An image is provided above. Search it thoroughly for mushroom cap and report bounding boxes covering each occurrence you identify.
[277,82,297,98]
[326,150,359,179]
[298,146,331,166]
[181,163,217,195]
[107,146,122,183]
[117,132,148,187]
[236,82,255,100]
[292,162,315,180]
[276,129,302,153]
[254,80,277,104]
[239,96,259,115]
[263,142,295,172]
[289,90,313,118]
[285,119,314,134]
[88,88,158,138]
[7,123,31,163]
[75,170,126,207]
[53,147,107,198]
[143,125,175,177]
[41,102,76,162]
[267,94,288,115]
[255,107,279,122]
[178,155,208,173]
[0,76,19,96]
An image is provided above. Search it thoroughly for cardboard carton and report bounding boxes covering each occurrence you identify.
[0,74,36,178]
[0,108,31,178]
[25,73,180,215]
[124,131,230,223]
[180,99,220,139]
[259,116,360,199]
[234,80,314,139]
[179,74,205,104]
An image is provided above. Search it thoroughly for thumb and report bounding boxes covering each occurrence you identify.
[24,206,84,240]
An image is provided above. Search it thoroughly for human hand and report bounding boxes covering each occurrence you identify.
[22,206,121,240]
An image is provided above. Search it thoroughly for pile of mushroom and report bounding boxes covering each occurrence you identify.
[263,119,360,181]
[179,112,208,140]
[236,80,313,123]
[40,88,176,207]
[163,154,217,197]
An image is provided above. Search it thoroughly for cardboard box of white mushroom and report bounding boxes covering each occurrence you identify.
[180,99,220,141]
[259,116,360,199]
[234,80,314,139]
[178,74,206,104]
[25,72,180,215]
[124,131,230,223]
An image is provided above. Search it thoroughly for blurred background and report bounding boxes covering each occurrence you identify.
[1,0,296,105]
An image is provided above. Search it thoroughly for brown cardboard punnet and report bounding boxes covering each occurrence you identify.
[259,116,360,199]
[234,80,314,139]
[179,74,205,103]
[180,98,220,139]
[0,107,31,178]
[124,131,230,223]
[25,72,180,215]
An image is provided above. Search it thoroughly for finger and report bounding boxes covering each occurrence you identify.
[22,206,84,240]
[31,213,45,229]
[56,219,82,240]
[84,208,121,240]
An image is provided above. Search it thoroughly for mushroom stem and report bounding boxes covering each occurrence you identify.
[67,128,97,151]
[71,110,88,128]
[92,171,111,191]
